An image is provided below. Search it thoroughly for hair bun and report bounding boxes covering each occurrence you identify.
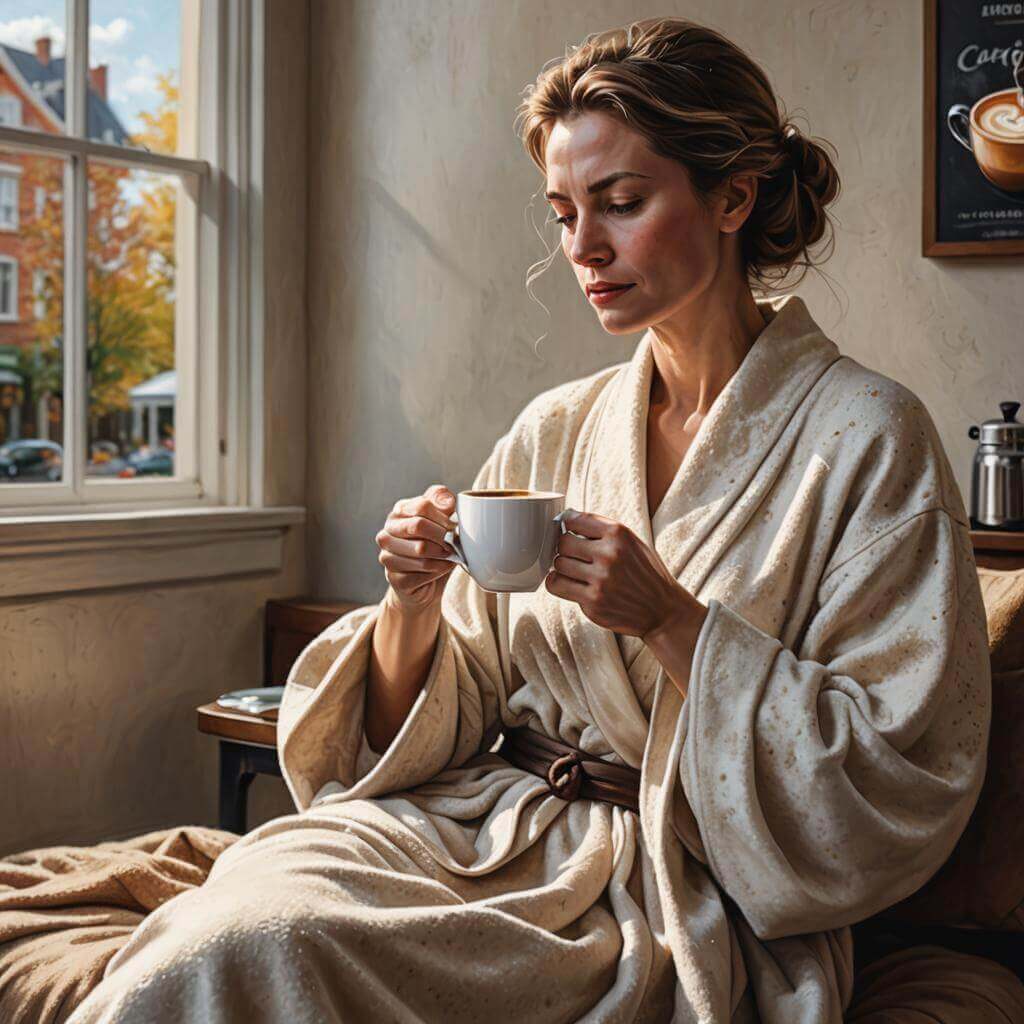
[780,124,807,169]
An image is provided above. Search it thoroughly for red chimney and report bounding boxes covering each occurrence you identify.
[35,36,51,66]
[88,64,108,101]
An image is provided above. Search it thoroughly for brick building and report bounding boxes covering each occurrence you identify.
[0,35,128,445]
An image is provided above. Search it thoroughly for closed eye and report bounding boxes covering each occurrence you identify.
[554,199,642,227]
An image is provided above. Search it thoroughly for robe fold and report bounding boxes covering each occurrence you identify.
[66,293,991,1024]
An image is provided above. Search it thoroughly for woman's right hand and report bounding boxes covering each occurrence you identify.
[375,483,459,613]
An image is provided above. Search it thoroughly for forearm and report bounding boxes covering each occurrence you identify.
[365,586,443,754]
[641,586,709,700]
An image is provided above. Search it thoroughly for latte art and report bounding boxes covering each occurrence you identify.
[978,98,1024,141]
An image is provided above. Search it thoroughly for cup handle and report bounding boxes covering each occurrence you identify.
[553,507,580,534]
[443,511,468,569]
[947,104,973,152]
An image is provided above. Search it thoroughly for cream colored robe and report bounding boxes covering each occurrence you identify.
[67,294,991,1024]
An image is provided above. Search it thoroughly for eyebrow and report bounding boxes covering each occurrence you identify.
[544,171,652,202]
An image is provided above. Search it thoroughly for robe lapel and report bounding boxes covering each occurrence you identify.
[563,294,843,730]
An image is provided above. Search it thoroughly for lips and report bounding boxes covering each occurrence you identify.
[587,283,635,305]
[586,283,633,295]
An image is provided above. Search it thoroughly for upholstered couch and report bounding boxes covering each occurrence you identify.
[851,561,1024,982]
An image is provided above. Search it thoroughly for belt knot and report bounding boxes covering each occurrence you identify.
[547,751,583,801]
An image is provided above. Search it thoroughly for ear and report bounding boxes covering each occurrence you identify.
[718,173,758,234]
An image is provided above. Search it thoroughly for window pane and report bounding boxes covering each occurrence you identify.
[0,1,66,138]
[0,147,64,484]
[88,0,196,158]
[87,159,176,479]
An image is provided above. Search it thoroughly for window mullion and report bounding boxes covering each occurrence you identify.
[65,0,88,137]
[64,0,89,499]
[62,157,85,498]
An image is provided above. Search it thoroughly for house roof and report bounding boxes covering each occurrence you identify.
[0,44,130,145]
[130,369,175,402]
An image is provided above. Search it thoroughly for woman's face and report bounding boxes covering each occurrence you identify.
[543,109,746,335]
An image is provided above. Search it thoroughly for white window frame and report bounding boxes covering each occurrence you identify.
[0,93,22,127]
[0,0,267,516]
[0,255,17,320]
[0,169,19,229]
[33,266,45,319]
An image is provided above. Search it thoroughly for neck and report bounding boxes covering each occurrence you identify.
[647,281,767,414]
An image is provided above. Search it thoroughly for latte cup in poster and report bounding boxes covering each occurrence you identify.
[934,1,1024,245]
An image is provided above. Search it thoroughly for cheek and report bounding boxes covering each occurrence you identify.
[633,211,713,279]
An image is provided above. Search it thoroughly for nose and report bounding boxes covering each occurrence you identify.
[568,215,613,268]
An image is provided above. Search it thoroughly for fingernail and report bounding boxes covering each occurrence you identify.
[441,494,454,505]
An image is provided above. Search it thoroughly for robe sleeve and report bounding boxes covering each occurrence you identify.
[678,505,992,941]
[276,429,527,813]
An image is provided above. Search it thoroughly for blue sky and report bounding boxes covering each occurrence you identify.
[0,1,179,136]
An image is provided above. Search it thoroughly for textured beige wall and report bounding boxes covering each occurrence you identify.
[1,1,310,856]
[306,0,1023,604]
[1,533,305,856]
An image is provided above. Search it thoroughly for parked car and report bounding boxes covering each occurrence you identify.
[121,448,174,477]
[86,441,131,478]
[0,439,63,481]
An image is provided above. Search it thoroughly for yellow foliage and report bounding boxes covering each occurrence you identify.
[19,73,180,418]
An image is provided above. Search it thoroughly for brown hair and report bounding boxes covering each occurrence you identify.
[514,17,841,293]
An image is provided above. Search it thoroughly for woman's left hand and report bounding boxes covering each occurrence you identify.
[545,510,705,640]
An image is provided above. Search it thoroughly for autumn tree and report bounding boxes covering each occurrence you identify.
[18,71,179,447]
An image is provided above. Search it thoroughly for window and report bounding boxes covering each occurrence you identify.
[0,94,21,127]
[0,173,17,229]
[33,268,45,320]
[0,257,18,320]
[0,0,262,514]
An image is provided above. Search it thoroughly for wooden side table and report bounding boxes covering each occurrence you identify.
[197,702,279,833]
[197,595,361,833]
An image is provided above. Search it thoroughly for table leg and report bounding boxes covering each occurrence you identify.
[218,741,281,833]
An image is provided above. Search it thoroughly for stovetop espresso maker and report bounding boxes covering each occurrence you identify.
[969,400,1024,530]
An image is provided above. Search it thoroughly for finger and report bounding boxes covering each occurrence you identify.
[551,552,598,584]
[557,531,597,562]
[380,515,452,554]
[545,569,589,601]
[400,488,456,528]
[382,533,453,559]
[559,510,607,540]
[380,550,457,573]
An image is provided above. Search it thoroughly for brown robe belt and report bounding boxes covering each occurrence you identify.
[498,725,641,814]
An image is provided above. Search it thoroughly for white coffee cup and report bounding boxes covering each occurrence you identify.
[442,488,578,593]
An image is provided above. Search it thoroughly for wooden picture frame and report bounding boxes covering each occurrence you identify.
[923,0,1024,257]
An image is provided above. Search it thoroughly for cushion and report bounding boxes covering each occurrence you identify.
[845,945,1024,1021]
[880,565,1024,930]
[980,566,1024,673]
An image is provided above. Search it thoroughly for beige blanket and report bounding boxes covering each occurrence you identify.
[0,827,239,1023]
[65,294,994,1022]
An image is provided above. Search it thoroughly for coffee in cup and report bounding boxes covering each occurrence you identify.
[947,87,1024,192]
[442,489,577,593]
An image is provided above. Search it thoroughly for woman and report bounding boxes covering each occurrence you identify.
[68,17,1017,1024]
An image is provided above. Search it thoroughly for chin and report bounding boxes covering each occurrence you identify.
[597,320,641,336]
[594,309,651,336]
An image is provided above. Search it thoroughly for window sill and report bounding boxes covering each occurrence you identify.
[0,505,306,599]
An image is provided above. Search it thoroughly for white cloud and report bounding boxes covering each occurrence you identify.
[0,15,132,62]
[89,17,131,50]
[0,16,66,56]
[110,54,159,104]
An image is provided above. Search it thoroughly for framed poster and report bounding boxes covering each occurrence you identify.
[923,0,1024,256]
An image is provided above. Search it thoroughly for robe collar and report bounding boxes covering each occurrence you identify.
[577,292,842,591]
